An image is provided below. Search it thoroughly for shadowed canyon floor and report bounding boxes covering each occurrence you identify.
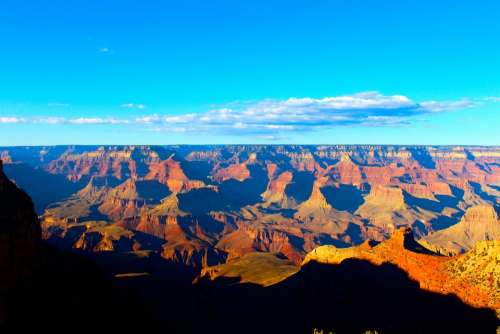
[1,146,500,333]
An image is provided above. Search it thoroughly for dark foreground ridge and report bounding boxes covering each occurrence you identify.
[196,259,500,334]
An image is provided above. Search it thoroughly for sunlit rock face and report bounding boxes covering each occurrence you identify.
[0,145,498,268]
[422,205,500,255]
[303,227,500,311]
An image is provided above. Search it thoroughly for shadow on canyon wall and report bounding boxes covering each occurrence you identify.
[3,163,85,214]
[321,184,364,213]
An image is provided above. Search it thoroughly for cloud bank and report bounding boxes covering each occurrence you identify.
[0,92,481,138]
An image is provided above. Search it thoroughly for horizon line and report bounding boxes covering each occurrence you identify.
[1,143,499,148]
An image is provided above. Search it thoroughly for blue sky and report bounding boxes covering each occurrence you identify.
[0,0,499,145]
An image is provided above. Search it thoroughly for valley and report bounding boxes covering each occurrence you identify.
[1,145,500,333]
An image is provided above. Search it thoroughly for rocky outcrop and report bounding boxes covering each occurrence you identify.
[146,158,204,193]
[446,240,500,308]
[360,185,406,211]
[331,153,362,185]
[261,168,293,206]
[43,176,110,224]
[44,220,140,252]
[161,239,226,267]
[355,185,414,230]
[303,227,500,311]
[198,252,299,287]
[422,205,500,255]
[294,177,332,220]
[212,158,251,182]
[98,179,170,221]
[46,147,137,181]
[400,183,437,200]
[216,224,303,264]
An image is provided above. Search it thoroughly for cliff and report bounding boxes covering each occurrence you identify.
[422,205,500,255]
[0,159,40,290]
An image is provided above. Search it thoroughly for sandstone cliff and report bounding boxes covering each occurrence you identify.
[422,205,500,255]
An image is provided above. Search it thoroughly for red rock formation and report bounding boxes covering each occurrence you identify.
[98,179,144,220]
[146,158,204,193]
[363,163,405,185]
[45,220,140,252]
[355,185,418,235]
[331,153,362,186]
[400,183,436,200]
[161,240,226,268]
[212,162,251,182]
[287,151,316,172]
[297,177,331,212]
[357,185,406,215]
[304,227,499,311]
[427,181,453,196]
[47,147,136,181]
[423,205,500,255]
[217,223,303,264]
[261,168,293,205]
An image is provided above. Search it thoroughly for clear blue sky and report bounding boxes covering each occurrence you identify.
[0,0,499,145]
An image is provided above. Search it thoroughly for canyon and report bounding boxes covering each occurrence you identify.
[2,145,499,265]
[1,145,500,332]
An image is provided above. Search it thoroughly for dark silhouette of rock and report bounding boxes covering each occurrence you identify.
[195,259,500,334]
[0,159,40,291]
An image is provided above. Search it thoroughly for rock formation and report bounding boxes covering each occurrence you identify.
[422,205,500,255]
[198,252,299,286]
[0,145,497,268]
[303,227,500,311]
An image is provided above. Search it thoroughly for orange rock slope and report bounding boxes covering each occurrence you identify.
[303,227,500,311]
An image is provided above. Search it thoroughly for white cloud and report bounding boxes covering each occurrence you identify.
[99,47,110,53]
[282,91,413,110]
[108,118,130,125]
[136,114,160,123]
[69,118,107,124]
[47,102,70,107]
[164,114,196,123]
[36,117,65,124]
[233,122,247,129]
[121,103,146,109]
[0,117,25,124]
[0,92,480,138]
[68,117,128,125]
[419,99,474,112]
[256,135,287,141]
[485,96,500,102]
[131,92,473,136]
